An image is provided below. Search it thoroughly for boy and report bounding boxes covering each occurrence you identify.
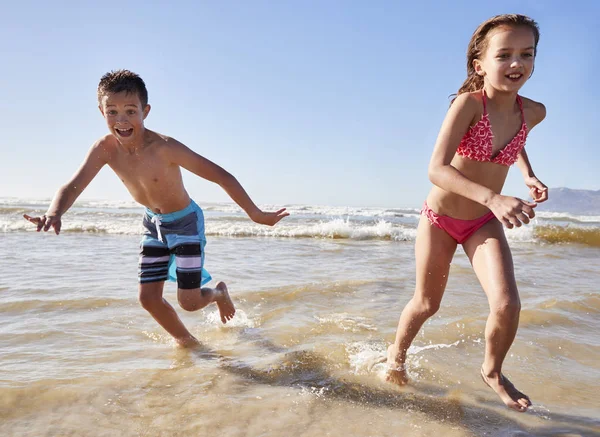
[24,70,288,347]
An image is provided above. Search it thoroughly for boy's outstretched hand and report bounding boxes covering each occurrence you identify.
[23,214,62,235]
[251,208,289,226]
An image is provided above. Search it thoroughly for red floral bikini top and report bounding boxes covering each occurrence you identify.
[456,90,528,166]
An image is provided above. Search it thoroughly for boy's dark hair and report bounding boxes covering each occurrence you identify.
[97,69,149,107]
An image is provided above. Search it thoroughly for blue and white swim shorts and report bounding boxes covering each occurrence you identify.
[138,200,212,289]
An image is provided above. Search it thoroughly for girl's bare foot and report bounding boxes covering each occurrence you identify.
[175,335,200,348]
[215,282,235,324]
[480,367,532,412]
[386,344,408,385]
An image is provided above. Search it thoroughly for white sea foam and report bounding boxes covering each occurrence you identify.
[205,308,258,328]
[504,223,537,243]
[3,197,598,244]
[206,219,418,241]
[346,340,461,379]
[315,313,378,332]
[536,211,600,223]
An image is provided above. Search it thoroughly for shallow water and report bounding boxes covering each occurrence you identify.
[1,199,599,436]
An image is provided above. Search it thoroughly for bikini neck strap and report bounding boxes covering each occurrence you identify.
[482,89,524,119]
[482,88,487,115]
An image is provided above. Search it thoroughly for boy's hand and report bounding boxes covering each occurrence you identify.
[251,208,289,226]
[23,214,62,235]
[525,176,549,203]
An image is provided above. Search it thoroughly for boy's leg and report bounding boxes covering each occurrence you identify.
[463,218,531,412]
[177,282,235,324]
[387,215,457,385]
[139,281,198,347]
[171,237,235,324]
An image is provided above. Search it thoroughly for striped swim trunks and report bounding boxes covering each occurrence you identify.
[138,200,212,289]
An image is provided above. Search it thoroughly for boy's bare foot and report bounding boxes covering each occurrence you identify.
[215,282,235,324]
[386,344,408,385]
[480,367,531,412]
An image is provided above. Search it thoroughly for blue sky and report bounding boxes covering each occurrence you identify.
[1,1,598,208]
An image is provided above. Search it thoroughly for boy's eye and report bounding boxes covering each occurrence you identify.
[523,53,534,58]
[108,111,117,115]
[127,110,136,115]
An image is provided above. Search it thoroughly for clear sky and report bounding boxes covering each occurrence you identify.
[1,0,598,208]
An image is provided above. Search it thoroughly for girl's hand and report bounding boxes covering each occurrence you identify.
[487,195,536,229]
[23,214,62,235]
[525,176,549,203]
[251,208,289,226]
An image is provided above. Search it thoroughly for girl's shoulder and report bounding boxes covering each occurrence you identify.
[453,90,484,107]
[450,91,485,128]
[520,96,546,128]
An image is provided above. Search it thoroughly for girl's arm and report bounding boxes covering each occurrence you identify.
[516,99,548,203]
[516,101,548,202]
[516,149,548,202]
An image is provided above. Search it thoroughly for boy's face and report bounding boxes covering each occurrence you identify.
[99,91,151,145]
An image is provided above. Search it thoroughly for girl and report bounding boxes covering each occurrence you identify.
[386,14,548,412]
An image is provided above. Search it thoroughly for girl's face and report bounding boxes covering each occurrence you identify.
[474,25,536,93]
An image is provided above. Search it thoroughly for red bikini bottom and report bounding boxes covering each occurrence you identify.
[421,202,496,244]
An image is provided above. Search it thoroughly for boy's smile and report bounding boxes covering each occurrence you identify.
[99,91,150,147]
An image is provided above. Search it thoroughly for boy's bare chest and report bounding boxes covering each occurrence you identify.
[109,150,173,187]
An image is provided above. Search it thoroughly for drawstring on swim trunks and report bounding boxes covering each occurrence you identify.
[151,215,163,242]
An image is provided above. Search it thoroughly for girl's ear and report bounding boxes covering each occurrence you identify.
[473,59,485,76]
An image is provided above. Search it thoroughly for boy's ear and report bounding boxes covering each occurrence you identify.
[143,104,151,119]
[98,105,105,116]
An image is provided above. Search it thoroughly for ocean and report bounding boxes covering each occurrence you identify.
[1,197,599,436]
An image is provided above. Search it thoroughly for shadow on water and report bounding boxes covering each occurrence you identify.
[186,333,600,437]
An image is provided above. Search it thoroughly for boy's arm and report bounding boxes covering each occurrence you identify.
[167,141,288,226]
[428,93,536,228]
[24,139,110,234]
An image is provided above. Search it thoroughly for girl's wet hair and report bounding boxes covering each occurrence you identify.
[451,14,540,103]
[97,69,149,107]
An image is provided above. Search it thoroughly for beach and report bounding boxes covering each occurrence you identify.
[1,198,599,436]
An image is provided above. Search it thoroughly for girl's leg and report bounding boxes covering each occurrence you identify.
[138,281,198,347]
[462,219,531,412]
[177,282,235,324]
[387,215,457,385]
